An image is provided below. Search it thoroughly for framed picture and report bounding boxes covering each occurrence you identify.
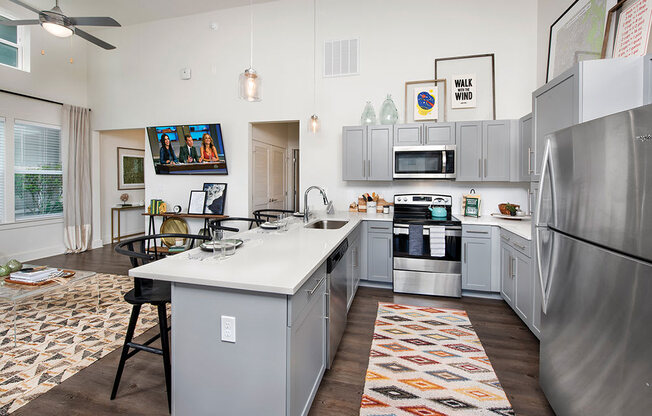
[117,147,145,190]
[404,79,447,122]
[188,190,207,215]
[435,54,495,121]
[203,183,227,215]
[547,0,617,82]
[602,0,652,58]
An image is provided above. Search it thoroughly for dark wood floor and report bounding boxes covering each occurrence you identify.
[13,245,554,415]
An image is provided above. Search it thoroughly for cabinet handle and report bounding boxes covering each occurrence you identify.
[484,159,488,178]
[367,160,371,177]
[527,147,533,174]
[306,275,327,295]
[478,159,482,177]
[511,257,516,278]
[464,243,467,263]
[501,235,511,241]
[508,255,512,277]
[514,242,526,250]
[467,230,488,235]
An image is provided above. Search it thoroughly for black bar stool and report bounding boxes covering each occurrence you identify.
[252,209,295,224]
[210,217,265,231]
[112,233,209,413]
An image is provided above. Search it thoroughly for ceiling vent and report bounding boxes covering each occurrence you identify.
[323,38,359,77]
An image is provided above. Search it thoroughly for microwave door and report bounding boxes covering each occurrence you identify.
[393,148,444,179]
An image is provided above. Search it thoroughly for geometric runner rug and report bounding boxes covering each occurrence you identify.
[0,274,160,415]
[360,303,514,416]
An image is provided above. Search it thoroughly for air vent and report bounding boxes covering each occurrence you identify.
[324,38,359,77]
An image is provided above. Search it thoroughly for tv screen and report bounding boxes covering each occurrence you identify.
[147,123,228,175]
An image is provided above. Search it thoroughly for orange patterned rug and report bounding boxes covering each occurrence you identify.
[360,303,513,416]
[0,274,159,415]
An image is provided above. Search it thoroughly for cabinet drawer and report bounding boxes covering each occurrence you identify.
[500,229,531,257]
[462,225,492,239]
[288,263,327,327]
[367,221,392,234]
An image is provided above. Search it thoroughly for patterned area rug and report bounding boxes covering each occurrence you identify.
[360,303,513,416]
[0,274,160,415]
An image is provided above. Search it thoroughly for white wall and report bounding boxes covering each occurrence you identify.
[99,129,146,244]
[86,0,538,229]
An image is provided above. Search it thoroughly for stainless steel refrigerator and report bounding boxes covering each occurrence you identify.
[535,104,652,416]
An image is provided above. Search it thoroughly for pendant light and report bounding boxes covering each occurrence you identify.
[308,0,320,133]
[239,0,261,101]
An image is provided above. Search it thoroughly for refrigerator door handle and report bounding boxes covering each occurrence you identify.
[536,140,550,227]
[535,227,553,315]
[536,139,558,228]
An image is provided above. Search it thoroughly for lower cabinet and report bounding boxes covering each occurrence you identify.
[462,226,492,291]
[500,242,515,305]
[366,221,393,283]
[347,226,362,311]
[287,265,328,416]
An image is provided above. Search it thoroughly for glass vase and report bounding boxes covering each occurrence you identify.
[360,101,377,125]
[379,94,398,124]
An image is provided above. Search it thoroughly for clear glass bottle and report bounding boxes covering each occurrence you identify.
[379,94,399,124]
[360,101,377,125]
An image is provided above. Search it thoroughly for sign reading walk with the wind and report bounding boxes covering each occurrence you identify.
[451,73,477,108]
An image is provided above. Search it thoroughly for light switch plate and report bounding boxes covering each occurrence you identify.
[221,315,236,343]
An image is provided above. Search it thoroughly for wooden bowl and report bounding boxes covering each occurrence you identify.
[498,203,520,215]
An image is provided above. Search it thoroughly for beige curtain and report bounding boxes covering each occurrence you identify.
[62,105,92,253]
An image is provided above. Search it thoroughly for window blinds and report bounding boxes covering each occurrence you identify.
[14,121,62,219]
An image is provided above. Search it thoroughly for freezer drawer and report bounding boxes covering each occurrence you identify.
[539,231,652,416]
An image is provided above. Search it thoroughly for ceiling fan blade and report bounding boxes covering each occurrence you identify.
[68,17,121,27]
[0,19,39,26]
[8,0,41,15]
[74,28,116,50]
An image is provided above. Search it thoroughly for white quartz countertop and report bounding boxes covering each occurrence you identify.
[129,211,392,295]
[459,215,532,240]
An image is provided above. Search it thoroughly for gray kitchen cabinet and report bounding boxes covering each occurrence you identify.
[342,126,367,181]
[342,125,392,181]
[514,249,533,323]
[367,126,393,181]
[500,240,514,306]
[532,57,647,183]
[517,113,533,182]
[456,121,483,181]
[482,120,511,181]
[347,226,362,311]
[288,266,327,416]
[394,123,422,146]
[462,232,492,291]
[367,221,393,283]
[424,122,456,145]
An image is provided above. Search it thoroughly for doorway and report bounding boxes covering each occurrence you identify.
[250,121,300,214]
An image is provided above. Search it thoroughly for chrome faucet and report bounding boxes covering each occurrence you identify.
[304,186,333,223]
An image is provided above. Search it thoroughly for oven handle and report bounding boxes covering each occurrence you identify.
[393,224,461,236]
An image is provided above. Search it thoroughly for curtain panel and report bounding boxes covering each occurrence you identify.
[62,105,92,253]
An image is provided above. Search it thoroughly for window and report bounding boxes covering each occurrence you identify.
[0,13,27,70]
[14,121,63,219]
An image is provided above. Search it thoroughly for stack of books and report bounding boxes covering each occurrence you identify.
[9,268,64,284]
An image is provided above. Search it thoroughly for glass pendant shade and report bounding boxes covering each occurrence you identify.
[42,22,73,38]
[309,114,320,133]
[239,68,261,101]
[360,101,377,125]
[379,94,399,124]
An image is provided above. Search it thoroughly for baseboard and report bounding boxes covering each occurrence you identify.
[359,280,393,290]
[461,290,503,300]
[2,244,67,264]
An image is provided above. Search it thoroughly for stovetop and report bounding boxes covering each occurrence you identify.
[393,193,461,226]
[393,214,461,227]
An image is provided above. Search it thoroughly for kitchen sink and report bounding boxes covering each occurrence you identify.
[305,220,349,230]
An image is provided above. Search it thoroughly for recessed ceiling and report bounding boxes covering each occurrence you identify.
[0,0,276,26]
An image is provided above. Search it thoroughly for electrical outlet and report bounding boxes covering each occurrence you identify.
[221,315,236,343]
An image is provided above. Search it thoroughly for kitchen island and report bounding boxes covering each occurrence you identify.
[129,211,388,416]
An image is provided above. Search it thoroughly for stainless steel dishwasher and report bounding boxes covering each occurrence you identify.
[326,238,348,369]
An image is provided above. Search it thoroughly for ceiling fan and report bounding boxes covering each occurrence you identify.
[0,0,121,50]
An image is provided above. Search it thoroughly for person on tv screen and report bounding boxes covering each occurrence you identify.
[199,133,219,163]
[179,134,199,163]
[159,134,178,164]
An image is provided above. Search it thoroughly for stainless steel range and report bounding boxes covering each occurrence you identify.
[392,194,462,297]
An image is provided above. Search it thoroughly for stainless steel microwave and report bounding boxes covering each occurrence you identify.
[393,145,456,179]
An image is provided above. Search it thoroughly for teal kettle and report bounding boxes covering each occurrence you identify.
[428,205,447,219]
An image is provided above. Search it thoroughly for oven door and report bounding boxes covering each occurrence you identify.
[392,224,461,262]
[393,145,456,179]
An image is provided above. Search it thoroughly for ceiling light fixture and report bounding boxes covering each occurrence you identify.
[308,0,319,133]
[239,0,261,101]
[40,1,73,38]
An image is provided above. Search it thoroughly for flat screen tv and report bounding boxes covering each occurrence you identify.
[146,123,228,175]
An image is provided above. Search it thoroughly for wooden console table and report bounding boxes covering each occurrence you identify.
[143,212,228,236]
[111,205,147,243]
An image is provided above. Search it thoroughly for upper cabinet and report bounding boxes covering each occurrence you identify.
[394,122,456,146]
[456,120,511,182]
[532,56,650,183]
[342,125,392,181]
[516,113,533,183]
